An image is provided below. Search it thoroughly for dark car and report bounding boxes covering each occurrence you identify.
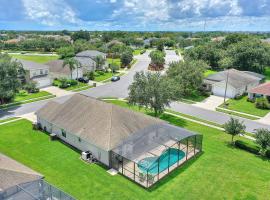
[76,77,89,83]
[111,76,120,82]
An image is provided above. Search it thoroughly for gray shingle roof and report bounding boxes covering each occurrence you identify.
[46,60,76,75]
[36,94,165,151]
[12,58,49,71]
[0,153,43,191]
[205,69,262,89]
[76,50,106,59]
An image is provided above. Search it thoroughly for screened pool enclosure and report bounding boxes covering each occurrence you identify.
[111,123,203,188]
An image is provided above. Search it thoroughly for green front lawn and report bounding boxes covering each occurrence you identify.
[11,54,59,63]
[133,49,144,55]
[0,91,54,109]
[94,71,114,82]
[14,91,52,102]
[1,102,270,199]
[220,96,270,117]
[65,82,92,92]
[181,91,209,103]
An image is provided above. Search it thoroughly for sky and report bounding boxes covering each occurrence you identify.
[0,0,270,31]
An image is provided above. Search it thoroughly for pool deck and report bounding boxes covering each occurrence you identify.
[117,139,200,188]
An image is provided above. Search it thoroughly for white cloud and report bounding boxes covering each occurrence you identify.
[22,0,81,26]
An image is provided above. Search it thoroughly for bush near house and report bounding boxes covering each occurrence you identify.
[235,140,260,155]
[255,98,270,109]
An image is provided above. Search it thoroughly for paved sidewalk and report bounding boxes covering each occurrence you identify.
[257,112,270,125]
[19,112,37,123]
[194,95,226,111]
[41,86,73,97]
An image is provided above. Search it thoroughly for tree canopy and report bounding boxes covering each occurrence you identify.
[128,71,175,116]
[166,60,207,97]
[0,54,22,104]
[224,118,246,143]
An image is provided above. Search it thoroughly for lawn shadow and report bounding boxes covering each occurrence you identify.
[146,151,204,192]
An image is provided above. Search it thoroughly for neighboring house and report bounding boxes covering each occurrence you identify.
[248,82,270,101]
[36,94,202,188]
[0,153,75,200]
[204,69,264,98]
[75,50,107,72]
[46,60,83,80]
[14,59,51,88]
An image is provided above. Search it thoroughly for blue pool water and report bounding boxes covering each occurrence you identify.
[138,148,185,175]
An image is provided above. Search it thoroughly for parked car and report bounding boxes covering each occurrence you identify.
[76,77,89,83]
[111,76,120,82]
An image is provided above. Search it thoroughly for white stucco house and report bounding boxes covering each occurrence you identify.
[204,69,265,98]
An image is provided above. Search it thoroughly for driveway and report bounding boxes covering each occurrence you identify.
[41,86,73,97]
[194,95,226,111]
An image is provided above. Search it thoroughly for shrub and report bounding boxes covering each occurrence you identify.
[140,49,146,54]
[255,98,270,109]
[58,78,69,88]
[235,140,260,155]
[67,79,78,86]
[87,71,95,80]
[247,98,255,103]
[23,81,39,93]
[18,90,28,96]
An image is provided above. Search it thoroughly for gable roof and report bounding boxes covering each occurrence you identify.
[248,82,270,96]
[36,94,165,151]
[76,50,106,59]
[0,153,43,191]
[205,69,262,89]
[46,60,79,75]
[12,58,49,71]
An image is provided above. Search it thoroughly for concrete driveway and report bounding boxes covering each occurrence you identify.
[194,95,226,111]
[41,86,73,97]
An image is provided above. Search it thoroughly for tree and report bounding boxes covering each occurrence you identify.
[157,40,164,51]
[128,71,175,116]
[93,55,106,70]
[62,58,80,79]
[224,118,246,143]
[254,129,270,154]
[0,54,21,104]
[166,60,207,97]
[121,51,133,67]
[149,50,165,70]
[57,46,75,59]
[227,39,270,73]
[71,30,90,41]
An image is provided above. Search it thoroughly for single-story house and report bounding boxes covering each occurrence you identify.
[46,60,83,80]
[248,82,270,101]
[75,50,107,72]
[0,153,74,199]
[36,94,202,187]
[204,69,264,98]
[14,59,52,88]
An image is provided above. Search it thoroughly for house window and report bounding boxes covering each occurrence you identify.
[78,137,81,142]
[40,70,43,75]
[61,129,66,138]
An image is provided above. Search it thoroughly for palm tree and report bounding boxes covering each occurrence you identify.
[93,55,106,70]
[62,58,80,79]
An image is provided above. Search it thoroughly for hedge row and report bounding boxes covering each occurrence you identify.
[235,140,270,158]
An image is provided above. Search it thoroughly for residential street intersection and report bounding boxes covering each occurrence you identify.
[0,50,269,133]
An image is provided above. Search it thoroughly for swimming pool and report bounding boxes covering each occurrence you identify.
[137,148,185,175]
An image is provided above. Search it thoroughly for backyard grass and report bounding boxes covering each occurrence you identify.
[264,67,270,81]
[220,96,270,117]
[11,54,59,63]
[106,58,121,67]
[204,69,217,77]
[1,103,270,199]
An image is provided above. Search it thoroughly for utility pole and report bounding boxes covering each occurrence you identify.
[224,69,230,105]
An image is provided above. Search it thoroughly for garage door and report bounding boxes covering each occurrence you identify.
[212,85,235,98]
[36,78,51,88]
